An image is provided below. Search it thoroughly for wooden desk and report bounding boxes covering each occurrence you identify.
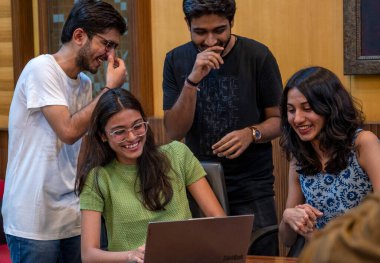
[246,255,297,263]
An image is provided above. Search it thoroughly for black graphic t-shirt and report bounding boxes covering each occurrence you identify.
[163,36,283,202]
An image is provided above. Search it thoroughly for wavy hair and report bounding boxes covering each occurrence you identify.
[76,88,173,211]
[280,66,364,175]
[183,0,236,23]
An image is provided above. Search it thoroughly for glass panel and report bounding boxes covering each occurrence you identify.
[46,0,131,93]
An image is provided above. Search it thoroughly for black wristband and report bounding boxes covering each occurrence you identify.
[186,77,200,86]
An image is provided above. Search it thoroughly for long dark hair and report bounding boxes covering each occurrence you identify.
[76,88,173,211]
[280,66,364,175]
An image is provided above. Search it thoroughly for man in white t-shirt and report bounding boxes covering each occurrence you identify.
[1,1,127,262]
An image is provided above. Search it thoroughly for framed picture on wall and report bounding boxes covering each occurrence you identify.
[344,0,380,75]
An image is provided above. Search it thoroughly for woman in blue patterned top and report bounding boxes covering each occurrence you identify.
[278,66,380,248]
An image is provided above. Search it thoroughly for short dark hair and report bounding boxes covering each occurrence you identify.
[183,0,236,23]
[61,0,127,44]
[280,66,364,174]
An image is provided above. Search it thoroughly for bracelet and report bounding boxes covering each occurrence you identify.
[186,77,200,86]
[184,79,200,91]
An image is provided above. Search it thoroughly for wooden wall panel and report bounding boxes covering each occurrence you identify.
[128,0,154,116]
[147,117,172,146]
[0,130,8,179]
[0,0,13,129]
[151,0,187,117]
[272,138,289,256]
[0,1,11,17]
[272,139,289,224]
[363,123,380,137]
[0,69,13,90]
[11,0,34,86]
[0,18,12,41]
[0,42,13,68]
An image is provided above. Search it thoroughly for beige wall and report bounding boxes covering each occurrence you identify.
[0,0,13,128]
[151,0,380,122]
[151,0,187,117]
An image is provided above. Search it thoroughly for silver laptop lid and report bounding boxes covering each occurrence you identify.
[144,214,254,263]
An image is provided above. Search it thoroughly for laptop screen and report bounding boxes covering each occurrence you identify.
[144,215,254,263]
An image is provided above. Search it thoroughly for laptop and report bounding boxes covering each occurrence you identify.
[144,214,254,263]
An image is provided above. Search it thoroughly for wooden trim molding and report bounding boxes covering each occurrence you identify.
[128,0,154,116]
[37,0,49,55]
[11,0,35,82]
[363,123,380,137]
[0,130,8,179]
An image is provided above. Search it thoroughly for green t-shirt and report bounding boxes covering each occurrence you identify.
[80,141,205,251]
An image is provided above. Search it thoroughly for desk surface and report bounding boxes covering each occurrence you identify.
[246,255,298,263]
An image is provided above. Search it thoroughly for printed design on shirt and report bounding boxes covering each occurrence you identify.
[299,151,372,229]
[195,76,240,156]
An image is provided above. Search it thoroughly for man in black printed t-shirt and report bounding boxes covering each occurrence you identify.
[162,0,283,256]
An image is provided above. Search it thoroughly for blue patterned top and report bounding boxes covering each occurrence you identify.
[299,131,373,229]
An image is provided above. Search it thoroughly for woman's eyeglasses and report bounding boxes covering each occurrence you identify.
[108,121,149,143]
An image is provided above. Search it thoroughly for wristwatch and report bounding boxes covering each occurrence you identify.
[249,126,262,143]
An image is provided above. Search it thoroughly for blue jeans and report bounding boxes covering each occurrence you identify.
[6,234,81,263]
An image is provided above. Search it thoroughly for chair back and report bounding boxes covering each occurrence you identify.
[201,161,229,215]
[248,224,279,255]
[188,161,229,217]
[287,235,305,257]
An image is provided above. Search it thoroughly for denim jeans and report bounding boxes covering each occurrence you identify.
[6,234,81,263]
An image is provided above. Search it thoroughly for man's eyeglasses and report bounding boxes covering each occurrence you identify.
[94,34,119,52]
[108,121,149,143]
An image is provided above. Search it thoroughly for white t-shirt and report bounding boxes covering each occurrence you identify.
[2,54,92,240]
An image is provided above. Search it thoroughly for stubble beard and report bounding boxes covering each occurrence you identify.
[76,41,98,74]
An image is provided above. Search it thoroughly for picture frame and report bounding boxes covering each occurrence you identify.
[344,0,380,75]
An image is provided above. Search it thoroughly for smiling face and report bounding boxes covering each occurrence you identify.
[286,88,326,145]
[103,108,147,165]
[188,14,233,53]
[76,28,120,74]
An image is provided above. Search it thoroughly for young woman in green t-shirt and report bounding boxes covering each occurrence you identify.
[76,88,225,263]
